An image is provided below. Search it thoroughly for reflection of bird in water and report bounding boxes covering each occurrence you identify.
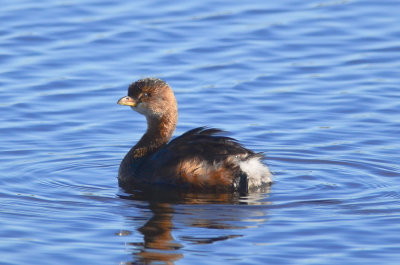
[136,202,183,264]
[117,78,272,193]
[120,188,270,264]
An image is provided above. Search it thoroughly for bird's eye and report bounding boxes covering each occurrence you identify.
[143,93,150,97]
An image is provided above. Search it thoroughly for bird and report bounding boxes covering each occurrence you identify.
[117,78,272,193]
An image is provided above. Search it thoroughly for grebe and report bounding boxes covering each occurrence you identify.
[117,78,272,192]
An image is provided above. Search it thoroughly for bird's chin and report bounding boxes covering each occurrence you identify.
[132,105,150,116]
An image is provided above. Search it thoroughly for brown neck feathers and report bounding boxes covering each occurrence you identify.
[132,109,178,159]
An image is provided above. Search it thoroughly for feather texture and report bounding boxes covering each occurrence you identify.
[117,79,272,193]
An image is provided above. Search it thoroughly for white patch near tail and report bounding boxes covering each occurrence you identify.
[238,156,272,188]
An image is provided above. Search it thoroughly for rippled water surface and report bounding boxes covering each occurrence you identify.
[1,0,400,264]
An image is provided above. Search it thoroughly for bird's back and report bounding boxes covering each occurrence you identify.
[122,127,272,192]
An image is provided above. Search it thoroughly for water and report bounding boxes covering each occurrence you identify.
[1,0,400,264]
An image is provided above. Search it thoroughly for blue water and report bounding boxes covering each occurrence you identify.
[1,0,400,264]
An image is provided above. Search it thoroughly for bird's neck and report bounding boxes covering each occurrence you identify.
[131,111,178,159]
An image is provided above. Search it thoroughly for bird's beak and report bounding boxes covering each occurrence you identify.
[117,96,137,107]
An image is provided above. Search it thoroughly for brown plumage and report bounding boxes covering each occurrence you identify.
[117,78,272,193]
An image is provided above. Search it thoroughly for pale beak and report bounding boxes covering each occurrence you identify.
[117,96,137,107]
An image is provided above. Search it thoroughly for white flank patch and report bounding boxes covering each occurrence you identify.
[238,156,272,188]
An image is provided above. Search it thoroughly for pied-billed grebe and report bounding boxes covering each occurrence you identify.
[117,78,272,192]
